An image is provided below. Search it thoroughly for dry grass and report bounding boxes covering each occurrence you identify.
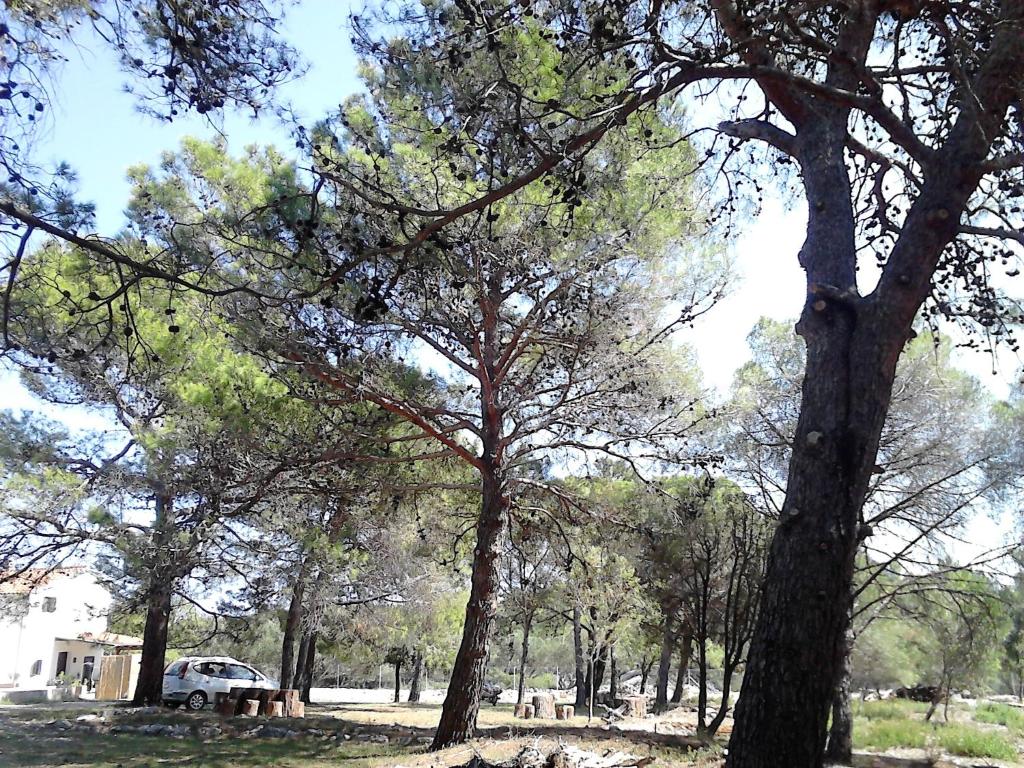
[313,701,595,730]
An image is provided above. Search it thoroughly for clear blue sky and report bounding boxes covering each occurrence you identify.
[41,0,360,234]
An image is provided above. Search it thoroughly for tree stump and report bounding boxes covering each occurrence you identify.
[268,701,284,718]
[290,701,305,718]
[623,696,647,718]
[556,704,575,720]
[532,693,556,719]
[241,699,261,717]
[515,703,535,719]
[280,689,300,717]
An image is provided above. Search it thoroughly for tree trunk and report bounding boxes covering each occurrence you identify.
[609,644,618,701]
[408,650,424,703]
[573,603,587,708]
[393,660,403,703]
[707,659,736,739]
[294,630,310,690]
[299,630,317,703]
[132,581,172,705]
[592,644,608,696]
[430,466,507,749]
[655,612,674,713]
[725,116,914,768]
[294,630,317,703]
[825,628,854,764]
[671,633,693,704]
[280,558,308,690]
[517,613,533,705]
[133,491,177,707]
[639,656,653,695]
[697,635,708,733]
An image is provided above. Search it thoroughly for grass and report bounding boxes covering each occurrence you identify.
[849,698,931,720]
[0,702,714,768]
[853,715,1020,761]
[316,700,596,730]
[0,729,413,768]
[975,701,1024,732]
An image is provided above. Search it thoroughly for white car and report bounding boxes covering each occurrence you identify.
[162,656,275,711]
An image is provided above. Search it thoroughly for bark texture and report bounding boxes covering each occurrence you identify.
[280,559,308,690]
[430,468,507,749]
[825,633,854,765]
[517,614,533,705]
[573,603,587,708]
[408,650,424,703]
[725,9,1024,761]
[132,582,172,705]
[654,613,674,713]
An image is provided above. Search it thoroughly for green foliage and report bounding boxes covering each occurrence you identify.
[936,724,1018,760]
[974,702,1024,732]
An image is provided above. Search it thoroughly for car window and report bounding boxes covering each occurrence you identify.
[196,662,228,678]
[227,664,257,681]
[164,661,186,676]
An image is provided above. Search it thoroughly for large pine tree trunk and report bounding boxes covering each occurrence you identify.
[655,612,674,713]
[408,650,424,703]
[430,467,507,749]
[280,558,308,690]
[132,581,172,705]
[298,630,317,703]
[133,492,174,707]
[517,613,533,705]
[573,603,587,708]
[825,636,854,765]
[671,633,693,704]
[393,660,403,703]
[725,118,910,768]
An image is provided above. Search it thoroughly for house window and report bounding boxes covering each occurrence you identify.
[30,660,42,676]
[42,597,56,613]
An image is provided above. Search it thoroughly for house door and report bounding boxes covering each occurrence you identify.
[56,651,68,677]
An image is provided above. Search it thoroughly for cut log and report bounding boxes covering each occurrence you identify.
[241,699,261,717]
[556,704,575,720]
[623,696,647,718]
[268,701,284,718]
[514,703,535,719]
[532,693,556,719]
[290,700,305,718]
[280,689,300,717]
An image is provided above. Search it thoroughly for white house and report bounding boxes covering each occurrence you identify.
[0,567,141,690]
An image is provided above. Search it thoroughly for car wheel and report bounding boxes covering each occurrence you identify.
[186,691,207,711]
[163,701,181,709]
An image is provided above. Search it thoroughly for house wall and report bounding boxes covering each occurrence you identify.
[0,571,112,687]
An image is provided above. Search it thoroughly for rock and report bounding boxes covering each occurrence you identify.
[52,719,73,730]
[76,714,101,723]
[368,734,389,744]
[258,725,292,739]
